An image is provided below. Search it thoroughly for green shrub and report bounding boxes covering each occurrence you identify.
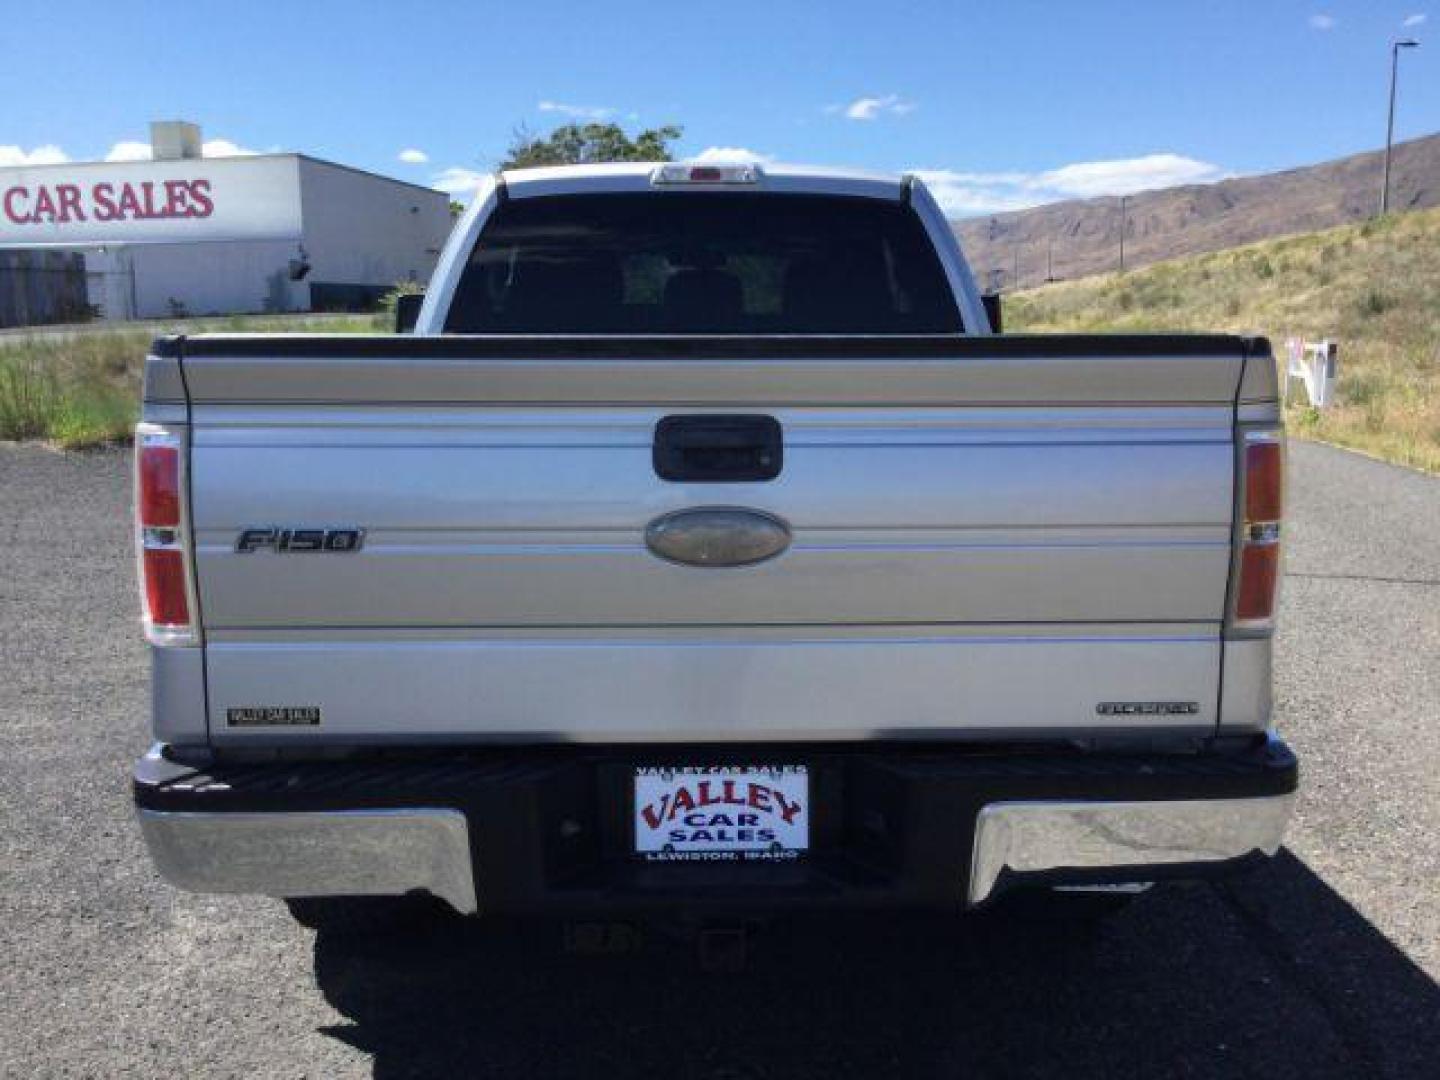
[1357,288,1392,318]
[378,280,425,314]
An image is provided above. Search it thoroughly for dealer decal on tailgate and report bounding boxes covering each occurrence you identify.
[634,765,809,861]
[226,706,321,727]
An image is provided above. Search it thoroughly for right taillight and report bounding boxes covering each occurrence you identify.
[1231,429,1283,629]
[135,424,197,646]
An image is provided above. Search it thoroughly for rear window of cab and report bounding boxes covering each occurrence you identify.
[445,193,963,335]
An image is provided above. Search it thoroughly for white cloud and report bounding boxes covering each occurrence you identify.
[0,144,69,166]
[910,170,1049,216]
[1035,153,1224,198]
[105,140,152,162]
[1403,13,1427,26]
[431,166,486,195]
[538,100,616,121]
[398,148,429,164]
[1309,13,1337,30]
[202,138,258,157]
[913,153,1228,217]
[102,136,260,161]
[835,94,916,121]
[691,146,776,165]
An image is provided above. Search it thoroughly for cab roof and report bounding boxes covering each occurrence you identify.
[498,161,909,202]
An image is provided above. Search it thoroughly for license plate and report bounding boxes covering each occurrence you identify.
[633,765,809,862]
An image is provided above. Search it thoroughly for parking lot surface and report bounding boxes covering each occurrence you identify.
[1,440,1436,1078]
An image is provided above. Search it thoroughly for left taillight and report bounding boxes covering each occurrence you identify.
[135,424,197,646]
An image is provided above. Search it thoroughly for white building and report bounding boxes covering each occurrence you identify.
[0,121,451,322]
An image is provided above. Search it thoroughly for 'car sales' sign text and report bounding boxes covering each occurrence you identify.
[4,179,216,225]
[0,157,302,246]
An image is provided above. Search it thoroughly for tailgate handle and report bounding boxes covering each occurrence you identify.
[654,415,783,482]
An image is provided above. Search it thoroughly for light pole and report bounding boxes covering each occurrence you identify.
[1381,38,1420,216]
[1118,195,1128,273]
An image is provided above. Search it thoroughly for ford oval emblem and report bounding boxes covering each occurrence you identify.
[645,508,792,568]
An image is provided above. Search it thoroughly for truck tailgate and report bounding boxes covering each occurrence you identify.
[168,334,1250,744]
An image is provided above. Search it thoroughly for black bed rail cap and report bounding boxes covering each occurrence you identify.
[166,332,1252,361]
[150,335,185,357]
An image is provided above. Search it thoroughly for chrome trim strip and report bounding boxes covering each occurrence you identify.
[968,793,1295,906]
[136,807,478,914]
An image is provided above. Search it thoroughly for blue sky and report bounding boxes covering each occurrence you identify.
[1,1,1434,216]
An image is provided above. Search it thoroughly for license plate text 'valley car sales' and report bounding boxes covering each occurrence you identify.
[634,766,809,861]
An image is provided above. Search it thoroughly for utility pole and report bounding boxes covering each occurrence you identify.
[1118,195,1128,273]
[1381,39,1420,216]
[1046,236,1054,283]
[1013,247,1019,292]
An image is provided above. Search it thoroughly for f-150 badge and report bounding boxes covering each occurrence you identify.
[234,527,364,553]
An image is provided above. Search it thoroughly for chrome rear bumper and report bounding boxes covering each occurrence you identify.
[137,794,1293,915]
[134,737,1296,914]
[968,793,1295,906]
[136,807,478,914]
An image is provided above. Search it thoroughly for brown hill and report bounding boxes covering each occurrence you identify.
[953,132,1440,288]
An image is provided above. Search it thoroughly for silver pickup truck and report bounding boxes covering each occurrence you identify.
[132,162,1296,929]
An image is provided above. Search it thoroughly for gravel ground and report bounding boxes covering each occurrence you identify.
[0,440,1436,1079]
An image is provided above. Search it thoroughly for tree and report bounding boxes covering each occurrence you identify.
[500,122,683,170]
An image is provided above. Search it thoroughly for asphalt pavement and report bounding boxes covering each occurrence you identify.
[0,439,1436,1079]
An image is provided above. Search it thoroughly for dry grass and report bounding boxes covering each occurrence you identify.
[0,331,147,446]
[1008,207,1440,473]
[0,313,385,448]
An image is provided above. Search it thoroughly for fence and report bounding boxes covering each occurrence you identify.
[0,251,90,328]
